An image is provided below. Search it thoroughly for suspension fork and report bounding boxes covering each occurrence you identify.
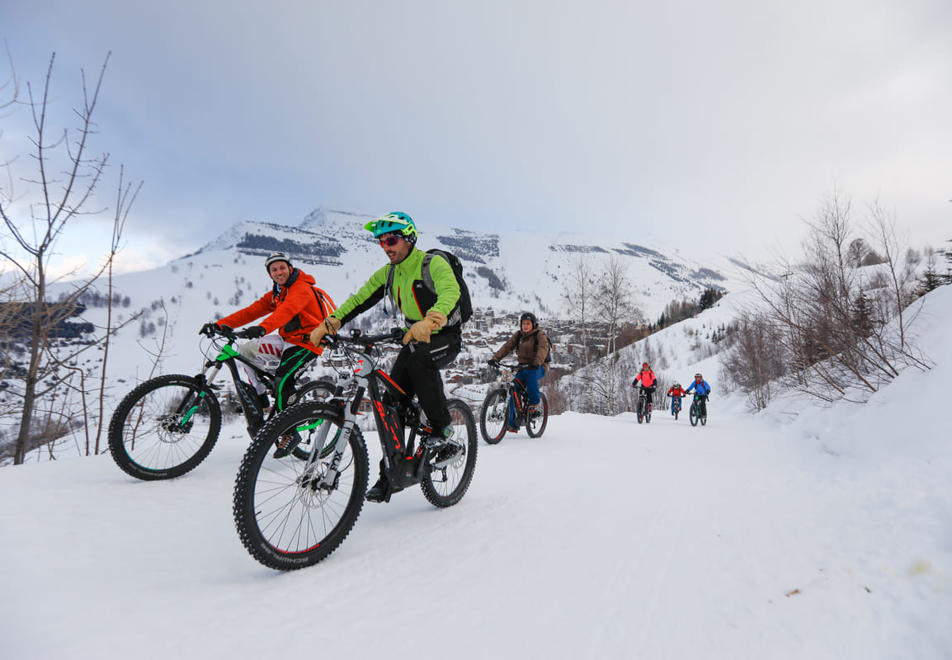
[174,363,224,424]
[316,378,366,488]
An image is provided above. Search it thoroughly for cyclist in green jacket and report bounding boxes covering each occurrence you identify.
[310,212,464,502]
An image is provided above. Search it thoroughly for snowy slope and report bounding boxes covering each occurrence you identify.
[0,288,949,659]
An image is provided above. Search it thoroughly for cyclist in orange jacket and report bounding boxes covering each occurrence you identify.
[199,252,335,413]
[631,362,658,407]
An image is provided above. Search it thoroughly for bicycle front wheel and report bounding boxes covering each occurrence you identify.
[422,399,477,508]
[108,374,221,480]
[479,388,508,444]
[689,403,699,427]
[233,402,369,570]
[526,392,549,438]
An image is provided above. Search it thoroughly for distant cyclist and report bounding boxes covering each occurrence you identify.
[631,362,657,409]
[199,251,334,414]
[684,373,712,417]
[666,381,687,416]
[488,312,550,431]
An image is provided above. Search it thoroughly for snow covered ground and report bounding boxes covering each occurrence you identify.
[1,287,950,659]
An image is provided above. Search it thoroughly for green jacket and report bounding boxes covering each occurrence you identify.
[332,247,461,331]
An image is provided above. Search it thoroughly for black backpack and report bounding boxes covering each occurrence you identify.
[387,248,472,326]
[533,332,552,364]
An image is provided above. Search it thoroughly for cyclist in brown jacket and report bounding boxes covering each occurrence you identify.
[488,312,549,427]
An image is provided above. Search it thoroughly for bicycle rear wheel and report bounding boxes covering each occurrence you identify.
[526,392,549,438]
[421,399,477,508]
[289,380,337,460]
[479,388,508,444]
[293,379,336,404]
[108,374,221,480]
[233,402,369,570]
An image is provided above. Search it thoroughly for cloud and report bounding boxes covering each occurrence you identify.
[2,0,950,270]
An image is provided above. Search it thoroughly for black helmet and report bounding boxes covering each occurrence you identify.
[265,251,292,271]
[519,312,538,329]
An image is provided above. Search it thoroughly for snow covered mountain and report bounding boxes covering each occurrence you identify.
[54,206,761,390]
[192,206,756,321]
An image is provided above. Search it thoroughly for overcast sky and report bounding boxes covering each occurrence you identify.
[2,0,951,275]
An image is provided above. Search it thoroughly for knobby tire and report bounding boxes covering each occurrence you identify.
[108,374,221,480]
[421,399,477,508]
[233,402,369,570]
[526,392,549,438]
[479,388,508,444]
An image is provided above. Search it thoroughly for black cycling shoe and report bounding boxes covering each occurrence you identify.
[366,475,393,503]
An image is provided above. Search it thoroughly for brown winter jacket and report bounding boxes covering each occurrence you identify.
[493,328,550,367]
[217,268,334,354]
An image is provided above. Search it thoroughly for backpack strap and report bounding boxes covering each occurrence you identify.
[385,265,399,323]
[311,287,336,319]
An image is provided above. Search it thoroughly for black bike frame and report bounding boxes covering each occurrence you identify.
[497,364,532,426]
[315,331,431,489]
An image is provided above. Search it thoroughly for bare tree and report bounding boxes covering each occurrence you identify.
[748,190,929,404]
[0,41,19,116]
[719,312,787,410]
[92,166,142,455]
[590,257,640,415]
[0,52,141,464]
[561,255,596,411]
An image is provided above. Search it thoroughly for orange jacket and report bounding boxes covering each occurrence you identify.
[667,386,687,398]
[217,268,334,354]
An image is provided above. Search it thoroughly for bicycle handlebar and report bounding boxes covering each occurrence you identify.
[201,324,239,342]
[322,328,404,349]
[491,362,528,372]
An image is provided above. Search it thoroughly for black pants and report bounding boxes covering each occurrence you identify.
[641,385,656,405]
[389,329,461,433]
[695,395,708,416]
[273,346,319,411]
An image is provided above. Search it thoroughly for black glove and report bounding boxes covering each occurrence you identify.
[487,359,499,368]
[529,362,540,369]
[219,324,233,335]
[199,322,220,336]
[237,325,266,339]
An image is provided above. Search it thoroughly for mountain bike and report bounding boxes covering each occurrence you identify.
[108,325,334,481]
[233,328,478,571]
[636,387,653,424]
[670,396,682,420]
[689,394,709,427]
[479,362,549,444]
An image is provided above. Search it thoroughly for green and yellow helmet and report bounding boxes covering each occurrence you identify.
[364,212,417,244]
